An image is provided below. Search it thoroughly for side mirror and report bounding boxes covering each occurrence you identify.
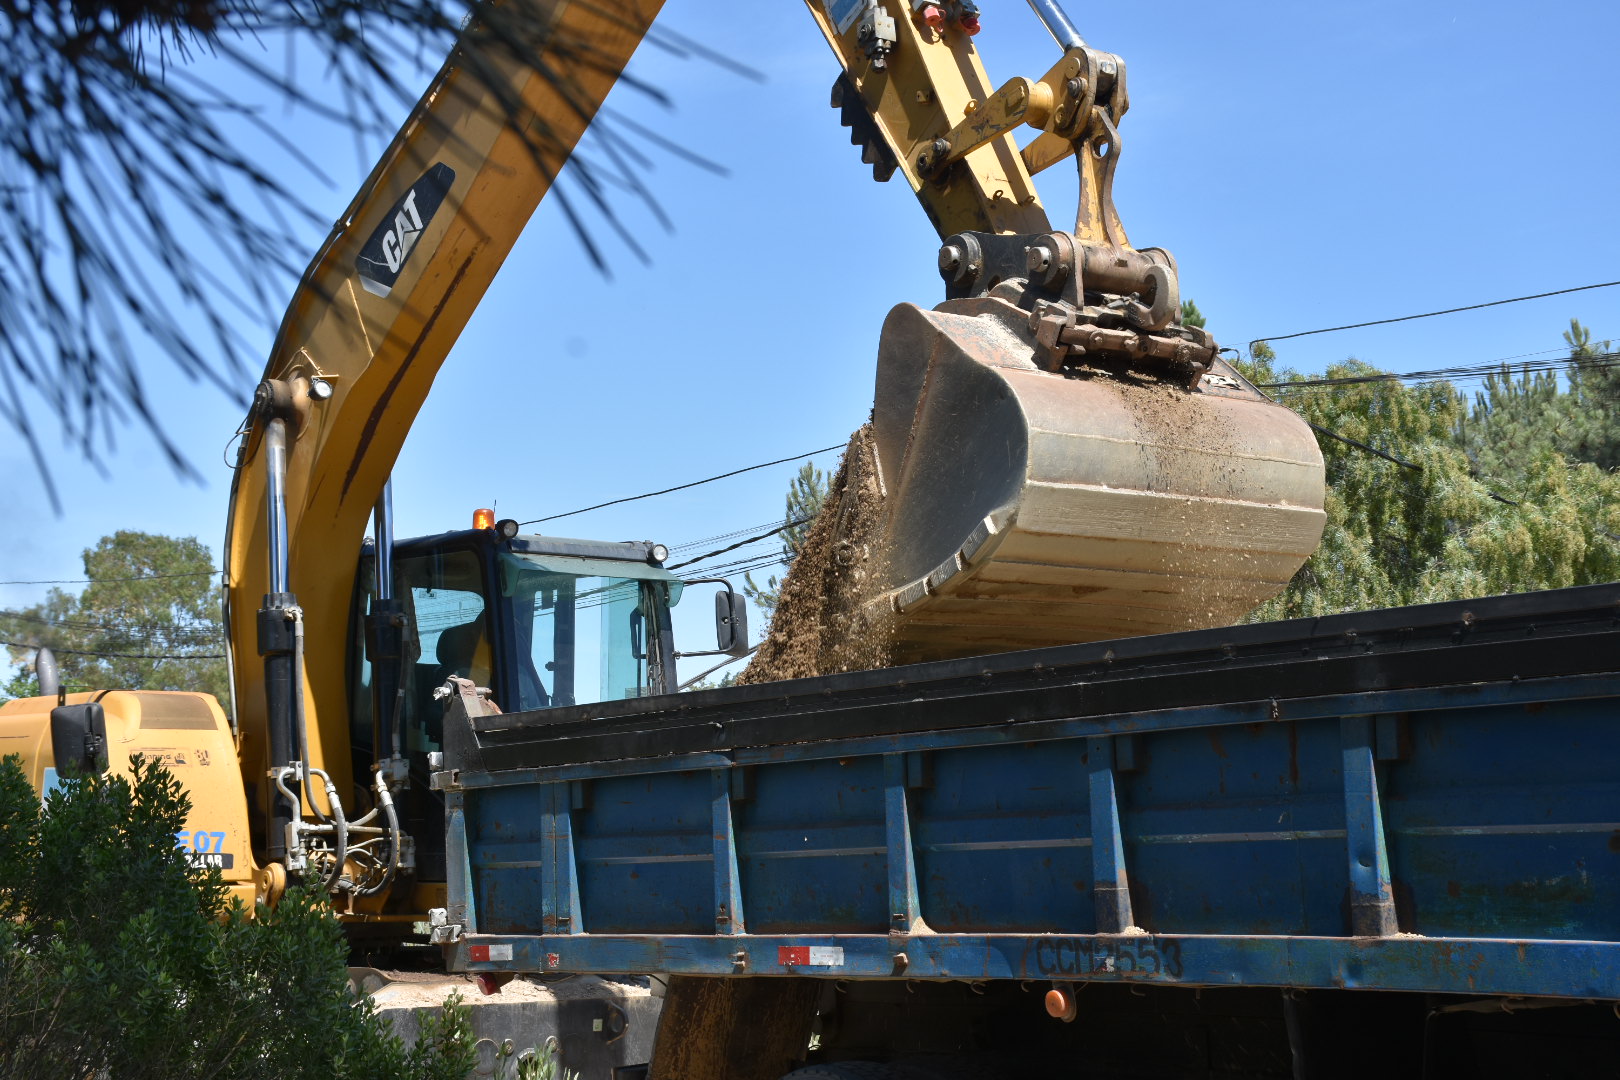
[50,702,108,777]
[715,589,749,657]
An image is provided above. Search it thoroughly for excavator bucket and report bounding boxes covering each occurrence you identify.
[868,297,1326,663]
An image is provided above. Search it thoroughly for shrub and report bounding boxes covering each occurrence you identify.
[0,755,475,1079]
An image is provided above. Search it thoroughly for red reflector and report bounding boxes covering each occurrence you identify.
[777,945,844,966]
[468,944,490,962]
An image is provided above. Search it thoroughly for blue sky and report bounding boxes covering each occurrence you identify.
[3,1,1618,684]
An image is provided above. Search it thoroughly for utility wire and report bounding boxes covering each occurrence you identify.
[668,517,811,572]
[1306,422,1422,472]
[669,520,789,553]
[0,569,223,587]
[682,551,794,581]
[0,639,224,660]
[519,445,843,527]
[0,610,222,637]
[1293,416,1620,544]
[677,646,759,691]
[1262,350,1620,391]
[1249,279,1620,350]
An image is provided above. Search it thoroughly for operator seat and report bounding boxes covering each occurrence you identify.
[434,620,487,684]
[419,619,489,745]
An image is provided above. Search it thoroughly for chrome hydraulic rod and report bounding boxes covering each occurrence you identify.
[265,419,290,597]
[374,480,395,602]
[1026,0,1085,48]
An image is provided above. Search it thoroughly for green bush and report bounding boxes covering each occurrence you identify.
[0,755,475,1079]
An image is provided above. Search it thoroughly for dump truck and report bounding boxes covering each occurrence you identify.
[436,583,1620,1078]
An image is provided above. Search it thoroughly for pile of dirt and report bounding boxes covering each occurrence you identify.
[739,424,896,684]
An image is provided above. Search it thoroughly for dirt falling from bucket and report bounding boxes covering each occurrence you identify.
[739,425,896,684]
[1114,373,1245,630]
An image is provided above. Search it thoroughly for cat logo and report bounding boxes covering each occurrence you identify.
[356,162,456,298]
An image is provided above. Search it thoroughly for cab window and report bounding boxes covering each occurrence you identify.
[396,549,489,752]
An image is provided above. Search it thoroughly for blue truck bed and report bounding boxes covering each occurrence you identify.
[434,585,1620,1002]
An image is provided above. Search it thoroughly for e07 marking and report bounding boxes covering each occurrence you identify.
[175,829,234,869]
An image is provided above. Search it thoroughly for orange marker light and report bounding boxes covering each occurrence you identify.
[473,508,496,530]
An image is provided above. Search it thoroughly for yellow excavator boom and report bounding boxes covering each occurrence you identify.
[223,1,664,895]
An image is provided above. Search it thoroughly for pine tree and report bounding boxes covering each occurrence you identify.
[3,1,671,504]
[743,463,830,621]
[1560,319,1620,472]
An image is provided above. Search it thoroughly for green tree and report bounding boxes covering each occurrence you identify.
[0,532,227,708]
[744,463,830,621]
[1456,362,1572,488]
[0,671,36,704]
[683,670,740,692]
[1456,319,1619,485]
[1242,345,1620,621]
[0,754,476,1079]
[1558,318,1620,472]
[1180,299,1207,328]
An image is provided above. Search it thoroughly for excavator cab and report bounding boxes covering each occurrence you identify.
[349,528,683,761]
[344,527,684,883]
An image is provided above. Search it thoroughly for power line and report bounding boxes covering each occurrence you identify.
[0,640,224,660]
[1261,350,1620,392]
[1248,279,1620,350]
[669,520,789,554]
[667,517,811,572]
[1285,414,1620,544]
[0,569,223,587]
[518,445,844,527]
[1306,422,1421,472]
[682,551,792,581]
[0,610,222,638]
[677,646,759,691]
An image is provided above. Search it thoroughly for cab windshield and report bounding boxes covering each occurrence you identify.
[498,551,682,710]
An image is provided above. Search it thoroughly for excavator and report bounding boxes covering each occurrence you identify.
[0,0,1324,1070]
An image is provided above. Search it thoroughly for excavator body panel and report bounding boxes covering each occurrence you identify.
[0,691,259,908]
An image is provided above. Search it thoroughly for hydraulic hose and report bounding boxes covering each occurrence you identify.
[354,771,401,897]
[308,766,348,891]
